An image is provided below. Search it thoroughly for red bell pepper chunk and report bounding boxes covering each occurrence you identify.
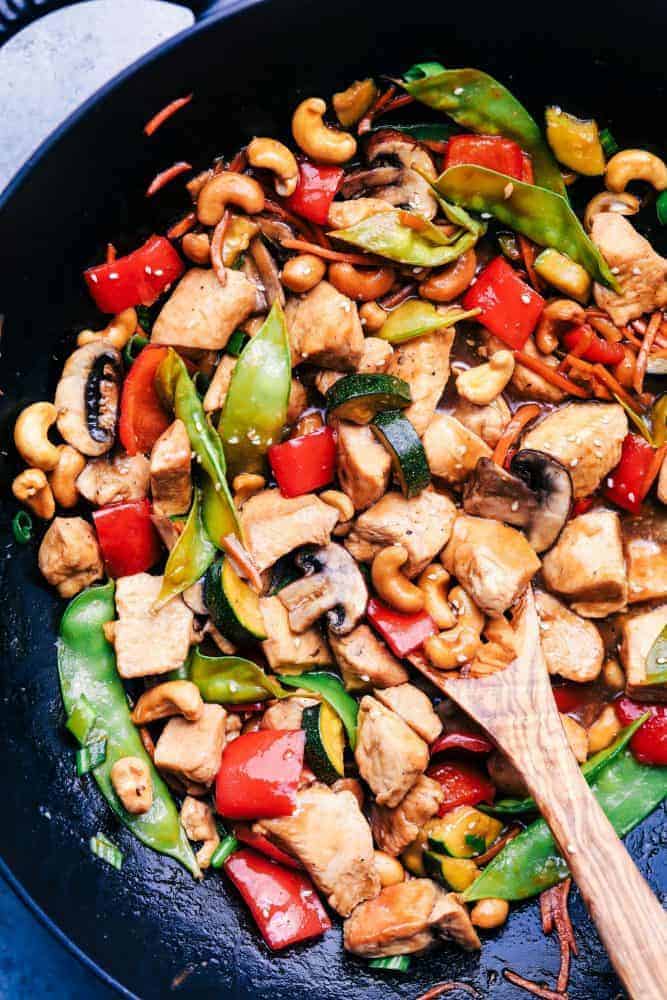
[604,433,657,515]
[427,761,496,815]
[215,730,305,820]
[445,134,524,180]
[552,683,594,714]
[571,496,595,518]
[562,325,625,365]
[615,697,667,766]
[233,824,303,869]
[366,597,436,658]
[224,848,331,950]
[92,498,162,579]
[268,427,336,498]
[430,731,493,755]
[463,256,544,350]
[284,161,344,225]
[118,345,171,455]
[84,235,184,314]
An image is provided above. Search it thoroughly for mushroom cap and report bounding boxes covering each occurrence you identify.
[278,542,368,636]
[54,342,121,456]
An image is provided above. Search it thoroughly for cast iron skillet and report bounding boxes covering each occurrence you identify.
[0,1,666,995]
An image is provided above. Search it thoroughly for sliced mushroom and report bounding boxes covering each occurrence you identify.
[339,166,404,199]
[363,129,438,219]
[250,236,285,307]
[54,342,121,456]
[277,542,368,635]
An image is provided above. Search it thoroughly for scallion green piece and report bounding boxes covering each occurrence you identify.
[211,834,239,869]
[599,128,619,159]
[122,333,149,367]
[369,955,411,972]
[11,510,33,544]
[226,329,249,357]
[76,738,107,776]
[66,695,97,745]
[90,832,123,870]
[656,191,667,226]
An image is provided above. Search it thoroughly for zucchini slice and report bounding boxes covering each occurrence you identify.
[425,807,503,858]
[401,834,427,877]
[371,410,431,498]
[423,851,480,891]
[302,702,345,784]
[204,557,267,645]
[325,373,411,424]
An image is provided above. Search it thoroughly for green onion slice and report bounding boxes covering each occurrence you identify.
[12,510,33,544]
[368,955,411,972]
[76,738,107,776]
[90,832,123,870]
[211,834,239,869]
[599,128,619,159]
[226,329,250,357]
[66,695,97,745]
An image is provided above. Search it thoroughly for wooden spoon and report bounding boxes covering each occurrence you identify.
[415,588,667,1000]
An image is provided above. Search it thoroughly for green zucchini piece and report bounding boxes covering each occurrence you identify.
[303,702,345,783]
[423,851,479,891]
[371,410,431,498]
[204,557,267,645]
[325,373,411,424]
[368,955,411,972]
[425,807,502,858]
[280,672,359,750]
[401,835,427,876]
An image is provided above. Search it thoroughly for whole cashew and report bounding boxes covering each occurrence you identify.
[470,898,509,929]
[359,300,388,333]
[320,489,354,536]
[282,253,326,293]
[197,172,265,226]
[455,350,515,406]
[449,585,485,633]
[48,445,85,508]
[12,468,55,519]
[233,472,266,508]
[130,680,203,725]
[181,231,211,265]
[583,190,640,232]
[418,565,456,630]
[247,137,299,197]
[423,584,485,670]
[328,262,395,302]
[77,308,137,351]
[605,149,667,193]
[14,402,60,471]
[373,850,405,887]
[110,756,153,815]
[535,299,586,355]
[372,545,425,613]
[291,98,357,165]
[418,249,477,303]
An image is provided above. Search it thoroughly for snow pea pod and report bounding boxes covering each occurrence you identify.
[57,582,200,879]
[330,209,483,267]
[378,300,480,344]
[188,648,289,703]
[155,487,216,608]
[435,164,619,290]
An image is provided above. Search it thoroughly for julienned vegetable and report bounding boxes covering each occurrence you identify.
[463,256,544,349]
[330,208,483,267]
[156,487,216,607]
[58,582,200,878]
[90,832,123,870]
[215,730,305,820]
[280,672,359,750]
[268,426,336,497]
[92,498,162,579]
[189,647,288,703]
[84,236,184,313]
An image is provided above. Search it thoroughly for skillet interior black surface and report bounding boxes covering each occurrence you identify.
[0,1,666,995]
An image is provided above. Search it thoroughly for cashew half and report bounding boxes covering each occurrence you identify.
[374,850,405,887]
[535,298,586,355]
[14,402,60,471]
[130,680,203,725]
[418,565,456,630]
[291,98,357,165]
[320,489,354,536]
[181,231,211,265]
[233,473,266,508]
[247,137,299,197]
[418,249,477,303]
[12,468,55,519]
[77,308,137,351]
[470,898,509,929]
[605,149,667,193]
[372,545,425,613]
[48,445,85,508]
[282,254,326,293]
[423,585,485,670]
[328,262,395,302]
[197,172,265,227]
[583,190,640,232]
[456,350,515,406]
[110,756,153,814]
[359,300,388,333]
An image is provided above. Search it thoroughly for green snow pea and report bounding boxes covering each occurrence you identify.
[434,164,619,289]
[280,672,359,749]
[188,648,289,704]
[330,209,484,267]
[58,582,200,879]
[219,301,291,479]
[378,299,481,344]
[155,487,216,609]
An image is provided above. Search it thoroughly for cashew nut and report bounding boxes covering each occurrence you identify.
[583,190,640,232]
[418,565,456,630]
[455,350,515,406]
[130,680,203,725]
[48,445,85,508]
[12,468,55,519]
[110,756,153,815]
[535,299,586,355]
[587,704,621,755]
[233,472,266,508]
[371,545,425,613]
[602,657,625,691]
[605,149,667,193]
[328,262,395,302]
[449,585,485,633]
[373,850,405,887]
[359,300,388,333]
[14,402,60,471]
[281,253,326,293]
[470,898,509,929]
[180,796,220,869]
[181,231,211,265]
[423,584,485,670]
[291,97,357,165]
[247,137,299,197]
[197,171,265,227]
[77,308,137,351]
[418,249,477,303]
[320,489,354,536]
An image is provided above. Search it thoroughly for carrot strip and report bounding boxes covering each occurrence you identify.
[228,148,248,173]
[621,326,643,349]
[493,403,542,467]
[167,212,197,240]
[380,92,415,115]
[634,310,661,394]
[280,237,379,266]
[399,210,427,231]
[307,223,332,250]
[592,362,642,412]
[146,161,193,197]
[144,94,193,136]
[106,243,117,264]
[644,444,667,496]
[518,235,543,291]
[210,210,230,287]
[503,971,566,1000]
[514,350,590,398]
[358,85,397,134]
[416,984,479,1000]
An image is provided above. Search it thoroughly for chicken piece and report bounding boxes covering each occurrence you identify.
[241,489,339,572]
[112,573,194,678]
[373,684,442,743]
[336,422,392,512]
[450,395,511,448]
[521,402,627,499]
[154,703,226,788]
[149,419,192,517]
[535,590,604,683]
[259,596,331,671]
[620,604,667,701]
[422,413,492,485]
[260,696,319,730]
[345,487,457,577]
[38,516,104,597]
[180,796,220,869]
[256,783,380,916]
[371,775,444,856]
[355,696,429,807]
[485,333,565,403]
[76,453,150,506]
[624,513,667,603]
[286,379,309,424]
[591,213,667,325]
[541,509,628,617]
[151,268,256,350]
[386,330,454,435]
[328,197,394,229]
[442,515,540,617]
[561,714,588,763]
[329,625,409,690]
[203,355,237,412]
[343,879,480,957]
[285,281,364,369]
[315,337,394,395]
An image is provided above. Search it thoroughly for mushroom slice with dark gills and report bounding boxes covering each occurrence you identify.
[463,450,572,554]
[277,543,368,636]
[338,130,438,220]
[54,342,121,456]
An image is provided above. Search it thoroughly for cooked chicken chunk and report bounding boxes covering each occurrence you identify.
[203,354,237,412]
[422,413,491,485]
[343,879,480,957]
[38,517,104,597]
[180,796,219,868]
[154,703,226,788]
[541,509,628,617]
[625,530,667,604]
[484,334,565,403]
[373,684,442,743]
[591,213,667,325]
[76,453,150,506]
[620,604,667,701]
[285,281,364,369]
[442,515,540,617]
[355,696,429,807]
[346,488,457,577]
[259,596,332,671]
[112,573,193,678]
[535,590,604,682]
[386,331,454,435]
[315,337,394,395]
[328,197,393,229]
[152,268,256,350]
[336,422,392,511]
[256,783,380,916]
[241,489,339,572]
[371,775,444,856]
[260,696,319,730]
[329,625,409,690]
[150,419,192,517]
[521,402,627,499]
[450,395,512,448]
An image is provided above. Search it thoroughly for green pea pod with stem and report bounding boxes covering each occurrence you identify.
[330,209,484,267]
[378,299,481,345]
[154,487,216,609]
[219,301,291,480]
[188,647,289,703]
[57,582,201,879]
[402,67,566,196]
[280,672,359,749]
[434,164,620,290]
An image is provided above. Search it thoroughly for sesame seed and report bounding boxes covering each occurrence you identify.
[607,477,614,487]
[520,293,531,304]
[108,272,119,280]
[154,269,164,277]
[145,265,152,275]
[631,266,641,275]
[454,87,464,95]
[481,213,492,220]
[503,182,514,200]
[511,500,519,511]
[570,458,578,467]
[611,266,620,275]
[628,491,636,502]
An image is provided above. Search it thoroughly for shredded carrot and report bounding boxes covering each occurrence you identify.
[357,84,397,134]
[518,235,543,291]
[379,281,417,310]
[228,148,248,173]
[144,93,193,136]
[307,223,332,250]
[416,984,479,1000]
[514,350,590,398]
[493,403,542,467]
[210,210,230,287]
[280,237,379,266]
[644,444,667,496]
[634,310,662,394]
[399,210,427,231]
[263,197,314,240]
[146,161,193,197]
[475,826,520,865]
[655,322,667,348]
[167,212,197,240]
[380,92,415,115]
[105,243,117,264]
[502,971,566,1000]
[621,325,643,349]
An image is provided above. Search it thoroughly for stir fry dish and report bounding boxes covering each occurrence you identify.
[11,60,667,985]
